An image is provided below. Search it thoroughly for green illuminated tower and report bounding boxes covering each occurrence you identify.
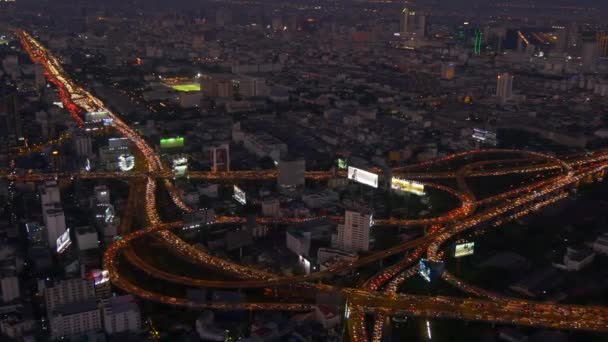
[474,29,483,55]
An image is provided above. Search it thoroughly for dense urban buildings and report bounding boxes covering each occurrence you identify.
[1,0,608,341]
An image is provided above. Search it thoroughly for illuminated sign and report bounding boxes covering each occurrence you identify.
[86,269,110,285]
[85,111,112,125]
[454,242,475,258]
[337,158,348,170]
[104,206,115,224]
[56,229,72,254]
[233,185,246,205]
[347,166,378,188]
[472,129,497,145]
[391,178,425,196]
[419,259,445,283]
[172,156,188,176]
[160,136,185,149]
[117,154,135,171]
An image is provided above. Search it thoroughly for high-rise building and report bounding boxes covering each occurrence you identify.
[554,26,568,53]
[49,299,101,340]
[473,29,483,55]
[333,210,373,252]
[44,278,96,314]
[581,32,598,71]
[0,91,22,145]
[598,32,608,58]
[40,181,61,207]
[101,295,142,335]
[73,133,93,157]
[399,8,426,37]
[496,73,514,103]
[43,207,66,249]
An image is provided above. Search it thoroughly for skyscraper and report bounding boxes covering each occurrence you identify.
[474,29,483,55]
[334,210,373,252]
[581,32,598,71]
[598,32,608,58]
[554,26,568,53]
[496,73,514,103]
[399,8,426,38]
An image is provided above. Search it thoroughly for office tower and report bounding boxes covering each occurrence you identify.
[40,181,61,206]
[0,91,22,145]
[334,210,373,252]
[496,73,514,103]
[43,207,66,249]
[554,26,568,53]
[474,29,483,55]
[567,23,579,49]
[581,32,598,71]
[399,8,426,37]
[598,32,608,58]
[73,133,93,157]
[441,63,456,80]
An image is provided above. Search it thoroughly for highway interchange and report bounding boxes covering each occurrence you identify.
[8,29,608,340]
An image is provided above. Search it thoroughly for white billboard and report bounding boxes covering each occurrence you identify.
[118,154,135,171]
[391,178,425,196]
[172,156,188,176]
[347,166,378,188]
[454,242,475,258]
[56,228,72,254]
[233,185,246,205]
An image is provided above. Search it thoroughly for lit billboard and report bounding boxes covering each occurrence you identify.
[86,269,110,285]
[56,229,72,254]
[160,136,185,149]
[85,111,111,124]
[337,158,348,170]
[347,166,378,188]
[233,185,246,205]
[454,242,475,258]
[172,156,188,176]
[117,154,135,171]
[391,178,425,196]
[419,259,445,283]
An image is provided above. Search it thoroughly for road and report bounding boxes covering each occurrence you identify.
[15,29,608,340]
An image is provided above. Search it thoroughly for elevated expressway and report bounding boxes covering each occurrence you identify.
[15,29,608,339]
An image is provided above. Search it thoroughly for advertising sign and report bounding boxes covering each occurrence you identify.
[391,178,425,196]
[160,136,185,149]
[454,242,475,258]
[419,259,445,283]
[233,185,246,205]
[56,229,72,254]
[347,166,378,188]
[118,154,135,171]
